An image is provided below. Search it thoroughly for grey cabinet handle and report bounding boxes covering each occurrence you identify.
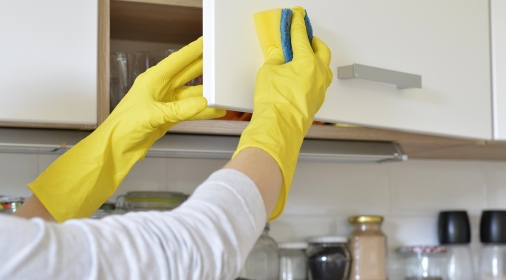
[337,64,422,89]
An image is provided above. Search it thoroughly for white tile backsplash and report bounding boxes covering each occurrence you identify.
[112,157,168,201]
[0,153,38,197]
[269,214,337,242]
[165,157,228,194]
[2,150,506,250]
[485,161,506,209]
[286,161,390,216]
[38,154,61,173]
[391,160,488,216]
[382,215,439,248]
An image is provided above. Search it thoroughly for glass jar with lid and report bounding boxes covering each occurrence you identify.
[279,242,308,280]
[0,197,26,214]
[348,215,387,280]
[116,191,188,212]
[479,210,506,280]
[306,236,351,280]
[238,223,279,280]
[90,202,116,219]
[397,245,448,280]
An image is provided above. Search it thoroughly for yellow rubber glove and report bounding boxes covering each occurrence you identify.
[233,7,333,220]
[29,37,225,222]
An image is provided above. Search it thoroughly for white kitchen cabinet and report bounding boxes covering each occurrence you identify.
[0,1,106,128]
[491,0,506,140]
[204,0,492,140]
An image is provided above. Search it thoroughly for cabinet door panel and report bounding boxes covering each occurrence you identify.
[204,0,491,140]
[0,1,98,125]
[492,0,506,140]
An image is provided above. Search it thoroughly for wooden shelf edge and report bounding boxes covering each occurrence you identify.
[97,0,110,126]
[171,120,479,143]
[113,0,202,8]
[408,143,506,161]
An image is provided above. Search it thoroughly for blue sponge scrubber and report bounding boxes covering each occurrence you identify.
[280,9,314,63]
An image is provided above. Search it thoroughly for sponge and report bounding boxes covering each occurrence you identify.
[254,7,313,63]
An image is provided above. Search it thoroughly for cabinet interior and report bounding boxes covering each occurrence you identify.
[105,0,506,161]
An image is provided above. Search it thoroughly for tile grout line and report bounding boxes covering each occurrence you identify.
[483,162,490,209]
[388,162,394,217]
[164,158,170,192]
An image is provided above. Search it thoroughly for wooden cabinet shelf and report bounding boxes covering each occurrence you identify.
[111,0,202,44]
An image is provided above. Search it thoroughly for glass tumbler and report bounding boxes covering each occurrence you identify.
[150,49,176,66]
[132,51,155,79]
[279,242,308,280]
[238,223,279,280]
[110,52,135,111]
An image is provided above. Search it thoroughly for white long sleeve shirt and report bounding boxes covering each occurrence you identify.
[0,169,266,280]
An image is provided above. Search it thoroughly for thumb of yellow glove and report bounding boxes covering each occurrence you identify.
[234,7,333,220]
[29,37,225,222]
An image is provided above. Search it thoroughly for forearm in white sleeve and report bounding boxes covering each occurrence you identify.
[0,169,267,280]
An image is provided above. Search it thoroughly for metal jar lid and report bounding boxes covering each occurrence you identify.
[348,215,384,223]
[278,242,309,250]
[306,236,348,244]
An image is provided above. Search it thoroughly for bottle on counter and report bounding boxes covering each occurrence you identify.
[479,210,506,280]
[438,210,475,280]
[348,215,387,280]
[238,223,279,280]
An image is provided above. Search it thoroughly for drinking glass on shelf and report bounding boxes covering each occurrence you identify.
[186,75,203,86]
[150,49,176,66]
[110,49,181,112]
[110,52,135,111]
[132,51,154,79]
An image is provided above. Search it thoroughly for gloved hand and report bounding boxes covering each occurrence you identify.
[29,37,225,222]
[233,7,333,220]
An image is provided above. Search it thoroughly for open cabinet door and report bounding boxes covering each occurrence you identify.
[491,0,506,140]
[203,0,491,140]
